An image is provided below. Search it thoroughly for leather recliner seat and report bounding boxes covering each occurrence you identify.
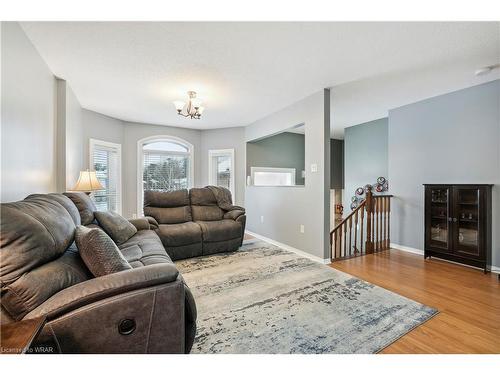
[143,187,246,261]
[0,192,197,354]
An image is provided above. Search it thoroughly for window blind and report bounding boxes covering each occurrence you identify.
[142,151,189,192]
[92,144,120,212]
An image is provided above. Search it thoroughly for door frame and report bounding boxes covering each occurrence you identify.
[208,148,235,200]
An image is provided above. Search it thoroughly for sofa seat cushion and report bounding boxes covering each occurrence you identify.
[197,219,242,243]
[118,230,173,267]
[156,222,202,247]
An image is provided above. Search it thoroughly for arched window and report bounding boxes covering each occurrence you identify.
[137,136,193,215]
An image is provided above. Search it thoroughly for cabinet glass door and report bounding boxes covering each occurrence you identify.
[454,188,480,257]
[429,187,450,251]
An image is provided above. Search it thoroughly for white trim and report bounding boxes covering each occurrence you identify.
[250,166,296,186]
[246,230,331,265]
[491,266,500,275]
[208,148,235,200]
[136,135,194,217]
[89,138,122,214]
[390,242,424,255]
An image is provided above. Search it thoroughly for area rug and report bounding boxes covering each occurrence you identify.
[176,240,438,354]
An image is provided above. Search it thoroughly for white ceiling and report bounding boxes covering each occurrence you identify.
[21,22,500,134]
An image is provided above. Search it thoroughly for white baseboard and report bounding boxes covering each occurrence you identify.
[245,230,331,265]
[390,243,424,255]
[391,243,500,274]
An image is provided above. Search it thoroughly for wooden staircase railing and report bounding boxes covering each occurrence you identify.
[330,191,393,261]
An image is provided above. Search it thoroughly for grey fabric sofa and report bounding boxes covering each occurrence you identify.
[143,187,246,261]
[0,192,196,354]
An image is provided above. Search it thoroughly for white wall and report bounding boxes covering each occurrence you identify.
[245,90,331,260]
[199,127,246,206]
[1,22,57,201]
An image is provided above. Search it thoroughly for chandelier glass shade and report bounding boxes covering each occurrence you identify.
[173,91,205,119]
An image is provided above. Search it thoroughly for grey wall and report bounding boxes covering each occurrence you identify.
[389,80,500,267]
[199,127,246,207]
[64,84,84,190]
[247,132,305,185]
[343,118,388,213]
[82,109,124,169]
[330,139,344,189]
[1,22,86,201]
[1,22,57,202]
[81,114,247,217]
[121,121,202,218]
[55,80,84,191]
[245,90,331,260]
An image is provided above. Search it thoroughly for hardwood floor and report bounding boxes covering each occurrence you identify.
[330,249,500,353]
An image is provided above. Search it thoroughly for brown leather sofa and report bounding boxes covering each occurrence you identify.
[143,187,246,261]
[0,193,196,353]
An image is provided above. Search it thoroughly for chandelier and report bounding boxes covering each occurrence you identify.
[173,91,205,119]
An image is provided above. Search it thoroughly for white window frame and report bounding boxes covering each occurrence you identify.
[250,167,296,186]
[208,148,235,200]
[89,138,122,214]
[137,135,194,216]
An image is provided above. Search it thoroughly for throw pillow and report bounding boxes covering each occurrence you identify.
[94,211,137,245]
[75,226,132,277]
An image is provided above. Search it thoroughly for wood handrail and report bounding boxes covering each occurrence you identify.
[332,200,366,232]
[330,191,392,261]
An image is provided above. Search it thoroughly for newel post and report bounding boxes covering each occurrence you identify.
[365,190,374,254]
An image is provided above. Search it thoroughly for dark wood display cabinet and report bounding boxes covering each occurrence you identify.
[424,184,492,273]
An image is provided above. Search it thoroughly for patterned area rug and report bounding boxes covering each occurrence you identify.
[176,240,438,354]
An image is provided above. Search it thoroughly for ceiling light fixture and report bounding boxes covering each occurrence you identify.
[173,91,205,119]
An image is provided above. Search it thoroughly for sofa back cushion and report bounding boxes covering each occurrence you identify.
[190,188,224,221]
[144,190,192,224]
[0,194,91,320]
[63,192,97,225]
[26,193,81,226]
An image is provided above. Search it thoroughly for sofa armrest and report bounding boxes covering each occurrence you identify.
[128,218,151,231]
[223,209,245,220]
[144,216,159,230]
[25,263,179,320]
